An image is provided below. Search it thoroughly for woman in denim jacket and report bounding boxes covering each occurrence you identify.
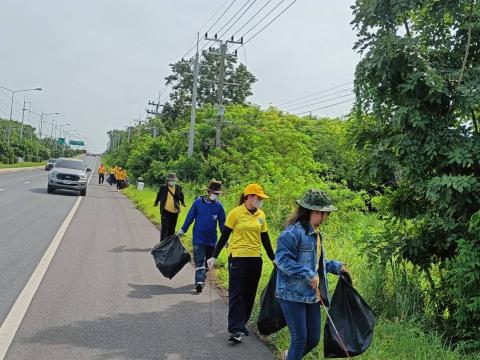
[275,189,348,360]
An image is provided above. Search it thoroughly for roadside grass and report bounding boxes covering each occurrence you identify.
[0,161,44,169]
[122,185,480,360]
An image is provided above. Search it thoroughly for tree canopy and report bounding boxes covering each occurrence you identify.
[162,49,257,120]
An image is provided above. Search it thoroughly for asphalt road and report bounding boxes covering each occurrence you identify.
[0,156,97,325]
[4,169,274,360]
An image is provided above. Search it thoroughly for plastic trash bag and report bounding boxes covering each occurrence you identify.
[257,266,287,335]
[151,235,191,279]
[324,273,375,358]
[118,180,129,189]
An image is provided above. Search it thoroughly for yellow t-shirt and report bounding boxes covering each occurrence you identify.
[115,170,125,181]
[164,186,179,213]
[98,166,105,174]
[225,204,268,257]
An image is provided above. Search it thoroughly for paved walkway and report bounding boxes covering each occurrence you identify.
[5,174,275,360]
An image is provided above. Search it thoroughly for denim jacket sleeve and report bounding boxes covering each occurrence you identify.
[325,259,343,275]
[275,230,316,282]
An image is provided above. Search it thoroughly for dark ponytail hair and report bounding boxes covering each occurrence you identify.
[238,193,246,205]
[286,205,312,234]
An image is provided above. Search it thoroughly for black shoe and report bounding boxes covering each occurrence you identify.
[228,333,242,344]
[241,328,250,336]
[195,282,203,293]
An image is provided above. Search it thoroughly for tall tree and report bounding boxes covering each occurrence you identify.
[351,0,480,346]
[162,49,257,120]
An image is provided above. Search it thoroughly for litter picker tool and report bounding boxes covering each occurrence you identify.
[317,288,351,359]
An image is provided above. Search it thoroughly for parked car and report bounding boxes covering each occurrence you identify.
[45,158,57,171]
[47,158,91,196]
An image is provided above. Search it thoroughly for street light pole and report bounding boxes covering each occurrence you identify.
[0,85,42,145]
[58,123,70,156]
[35,111,59,158]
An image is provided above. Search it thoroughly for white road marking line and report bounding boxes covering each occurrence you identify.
[87,158,97,186]
[24,182,31,185]
[0,196,83,359]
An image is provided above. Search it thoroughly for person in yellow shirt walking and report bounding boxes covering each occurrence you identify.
[207,183,275,344]
[153,173,186,241]
[108,166,116,186]
[97,164,106,184]
[115,167,127,189]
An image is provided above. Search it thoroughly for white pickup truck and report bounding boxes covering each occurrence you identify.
[47,158,91,196]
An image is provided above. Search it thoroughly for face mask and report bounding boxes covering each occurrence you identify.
[168,181,176,187]
[209,194,218,201]
[254,199,264,209]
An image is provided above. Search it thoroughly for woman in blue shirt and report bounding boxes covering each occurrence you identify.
[177,181,226,292]
[275,189,348,360]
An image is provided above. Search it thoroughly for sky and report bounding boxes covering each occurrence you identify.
[0,0,358,152]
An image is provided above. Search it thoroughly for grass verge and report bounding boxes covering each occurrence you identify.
[0,162,44,169]
[122,185,480,360]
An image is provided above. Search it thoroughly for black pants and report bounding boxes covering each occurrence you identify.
[108,174,116,185]
[98,173,104,184]
[160,209,179,241]
[228,256,263,334]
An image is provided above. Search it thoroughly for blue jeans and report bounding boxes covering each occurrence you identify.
[193,244,214,284]
[280,300,321,360]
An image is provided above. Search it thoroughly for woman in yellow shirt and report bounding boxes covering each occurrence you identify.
[208,183,275,344]
[115,167,126,189]
[153,173,186,241]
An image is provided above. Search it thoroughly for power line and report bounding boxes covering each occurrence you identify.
[284,93,354,112]
[228,0,275,40]
[204,0,238,37]
[279,88,353,109]
[219,0,258,39]
[199,0,239,52]
[236,0,287,42]
[181,0,233,59]
[233,0,298,51]
[215,0,254,38]
[276,81,353,107]
[293,98,355,116]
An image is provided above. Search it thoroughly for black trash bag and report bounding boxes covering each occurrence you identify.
[151,235,191,279]
[257,266,287,335]
[324,273,375,358]
[118,180,129,189]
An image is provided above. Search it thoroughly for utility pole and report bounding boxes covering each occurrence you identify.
[50,118,55,145]
[36,112,44,158]
[188,33,200,157]
[20,99,31,139]
[146,96,164,138]
[147,100,164,117]
[204,33,243,148]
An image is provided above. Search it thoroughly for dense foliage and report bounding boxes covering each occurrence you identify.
[351,0,480,348]
[0,119,83,163]
[104,105,361,227]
